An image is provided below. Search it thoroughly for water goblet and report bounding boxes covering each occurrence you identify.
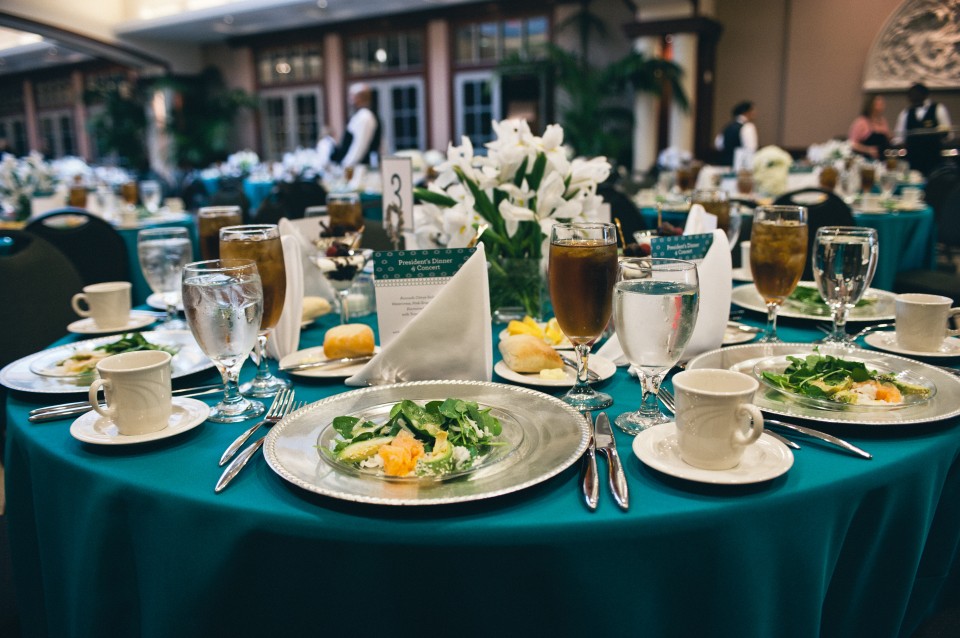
[750,205,808,342]
[140,180,162,214]
[137,227,192,329]
[219,224,291,398]
[181,259,265,423]
[812,226,878,345]
[879,170,899,202]
[548,222,618,411]
[613,258,700,433]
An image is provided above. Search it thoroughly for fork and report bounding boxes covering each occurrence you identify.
[215,399,305,493]
[658,388,800,450]
[815,322,895,341]
[218,388,295,466]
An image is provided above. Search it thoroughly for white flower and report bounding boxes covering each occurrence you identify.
[752,145,793,195]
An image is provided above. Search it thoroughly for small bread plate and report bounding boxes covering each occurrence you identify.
[687,343,960,426]
[146,293,185,312]
[724,322,759,345]
[497,323,573,349]
[494,355,616,387]
[67,311,157,335]
[1,330,214,394]
[863,331,960,358]
[69,397,209,445]
[632,423,793,485]
[263,380,589,505]
[732,282,895,321]
[279,346,381,378]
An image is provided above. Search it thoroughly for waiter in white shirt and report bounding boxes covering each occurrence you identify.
[330,83,382,170]
[715,101,758,169]
[893,83,953,176]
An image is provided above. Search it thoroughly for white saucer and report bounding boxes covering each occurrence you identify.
[863,331,960,358]
[70,397,209,445]
[731,267,753,282]
[279,346,381,378]
[632,422,793,485]
[146,293,185,312]
[494,355,617,387]
[67,311,157,335]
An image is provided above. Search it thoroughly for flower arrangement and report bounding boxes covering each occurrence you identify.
[0,152,57,219]
[751,145,794,196]
[225,149,260,176]
[806,139,853,166]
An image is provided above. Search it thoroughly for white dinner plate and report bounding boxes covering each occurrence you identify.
[67,311,157,335]
[264,380,589,506]
[279,346,381,378]
[893,202,926,212]
[686,343,960,426]
[70,397,209,445]
[0,330,214,394]
[632,423,793,485]
[494,355,616,387]
[146,293,185,312]
[863,331,960,358]
[731,283,896,322]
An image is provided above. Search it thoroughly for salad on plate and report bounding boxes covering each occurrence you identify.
[33,332,179,377]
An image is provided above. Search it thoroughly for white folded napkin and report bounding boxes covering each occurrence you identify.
[265,234,304,360]
[683,203,718,235]
[345,246,492,386]
[278,217,337,302]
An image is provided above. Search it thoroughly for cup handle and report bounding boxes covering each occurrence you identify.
[947,308,960,338]
[732,403,764,448]
[88,379,115,420]
[71,293,92,317]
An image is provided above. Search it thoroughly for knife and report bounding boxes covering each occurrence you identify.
[215,437,265,493]
[579,412,599,511]
[28,385,224,423]
[279,355,374,372]
[763,418,872,460]
[558,354,601,382]
[593,412,629,510]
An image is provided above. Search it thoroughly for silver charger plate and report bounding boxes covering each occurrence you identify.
[731,282,896,322]
[686,343,960,426]
[0,330,214,394]
[263,380,590,506]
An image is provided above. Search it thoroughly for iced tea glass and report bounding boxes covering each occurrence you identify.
[219,224,291,397]
[549,222,618,411]
[198,206,243,260]
[750,205,808,342]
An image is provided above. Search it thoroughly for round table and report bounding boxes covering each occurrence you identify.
[5,313,960,637]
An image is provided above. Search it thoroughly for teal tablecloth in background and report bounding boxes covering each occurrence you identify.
[5,308,960,637]
[114,214,199,305]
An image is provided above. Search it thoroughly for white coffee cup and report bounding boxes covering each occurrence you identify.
[895,293,960,352]
[88,350,173,436]
[901,187,923,205]
[861,193,882,211]
[672,369,765,470]
[739,241,751,276]
[71,281,132,329]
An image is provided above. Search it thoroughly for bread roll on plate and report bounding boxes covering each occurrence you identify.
[324,324,375,359]
[302,296,332,322]
[498,334,564,373]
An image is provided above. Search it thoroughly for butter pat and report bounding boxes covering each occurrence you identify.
[539,368,568,380]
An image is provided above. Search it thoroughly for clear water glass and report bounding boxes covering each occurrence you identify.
[138,227,192,329]
[613,258,700,434]
[879,171,899,201]
[812,226,879,345]
[140,180,162,213]
[182,259,265,423]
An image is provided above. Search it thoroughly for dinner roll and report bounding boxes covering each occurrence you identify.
[302,296,332,322]
[498,334,563,373]
[324,324,375,359]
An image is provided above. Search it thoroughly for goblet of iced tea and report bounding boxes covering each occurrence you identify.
[327,191,363,231]
[549,222,618,410]
[749,205,808,342]
[120,181,138,206]
[219,224,291,397]
[198,206,243,260]
[859,164,876,193]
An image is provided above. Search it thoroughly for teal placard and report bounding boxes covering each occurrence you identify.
[651,233,714,261]
[374,248,476,282]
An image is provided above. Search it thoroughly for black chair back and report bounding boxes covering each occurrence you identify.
[0,230,84,367]
[598,183,646,247]
[254,180,327,225]
[939,182,960,250]
[773,188,855,281]
[25,209,130,286]
[210,177,252,222]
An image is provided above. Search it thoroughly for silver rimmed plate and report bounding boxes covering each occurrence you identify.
[263,380,590,506]
[0,330,214,394]
[686,343,960,426]
[731,283,896,321]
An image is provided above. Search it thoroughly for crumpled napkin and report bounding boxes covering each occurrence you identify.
[345,246,492,386]
[278,217,336,302]
[265,234,304,360]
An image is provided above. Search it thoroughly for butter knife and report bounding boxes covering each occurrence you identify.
[593,412,629,510]
[763,418,872,460]
[558,354,600,382]
[279,355,374,372]
[215,437,265,493]
[579,412,599,511]
[28,385,223,423]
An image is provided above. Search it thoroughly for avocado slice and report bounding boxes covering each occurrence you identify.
[336,436,394,463]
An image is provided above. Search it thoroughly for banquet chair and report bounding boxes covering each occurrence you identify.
[923,167,960,269]
[24,208,130,287]
[598,182,646,248]
[774,188,855,281]
[895,183,960,297]
[254,181,327,225]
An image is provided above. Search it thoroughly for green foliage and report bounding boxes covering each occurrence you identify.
[84,78,150,172]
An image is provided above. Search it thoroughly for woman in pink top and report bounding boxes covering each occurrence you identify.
[848,95,891,159]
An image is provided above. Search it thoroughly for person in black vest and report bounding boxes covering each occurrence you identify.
[715,101,758,168]
[894,83,953,176]
[330,83,382,170]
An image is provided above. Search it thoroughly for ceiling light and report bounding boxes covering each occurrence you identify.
[375,48,387,63]
[223,15,234,25]
[276,62,291,74]
[317,0,328,8]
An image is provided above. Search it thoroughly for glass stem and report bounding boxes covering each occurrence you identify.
[165,302,177,324]
[574,343,591,391]
[833,304,850,341]
[637,372,664,418]
[254,332,270,381]
[220,368,244,406]
[765,302,780,340]
[339,289,350,324]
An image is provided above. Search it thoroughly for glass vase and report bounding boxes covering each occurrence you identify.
[488,255,545,323]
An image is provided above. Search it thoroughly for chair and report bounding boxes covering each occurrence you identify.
[774,188,855,281]
[253,180,327,225]
[24,208,130,286]
[210,177,252,222]
[923,166,960,269]
[0,230,84,368]
[598,182,646,248]
[895,183,960,296]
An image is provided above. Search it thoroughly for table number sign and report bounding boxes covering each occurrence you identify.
[651,230,732,359]
[381,156,414,250]
[373,247,476,346]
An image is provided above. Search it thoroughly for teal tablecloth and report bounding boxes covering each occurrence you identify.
[5,308,960,637]
[115,214,199,305]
